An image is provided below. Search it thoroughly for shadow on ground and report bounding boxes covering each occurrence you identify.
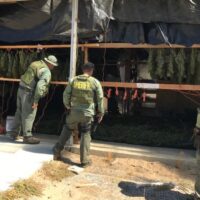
[118,181,193,200]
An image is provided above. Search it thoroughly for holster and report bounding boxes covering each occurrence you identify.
[91,116,99,134]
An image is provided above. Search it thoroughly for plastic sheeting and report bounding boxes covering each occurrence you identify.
[107,22,200,46]
[112,0,200,24]
[0,0,111,42]
[0,0,200,45]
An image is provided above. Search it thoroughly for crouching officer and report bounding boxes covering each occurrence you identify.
[194,108,200,200]
[9,55,58,144]
[53,62,104,167]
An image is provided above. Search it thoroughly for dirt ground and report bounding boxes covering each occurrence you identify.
[28,152,195,200]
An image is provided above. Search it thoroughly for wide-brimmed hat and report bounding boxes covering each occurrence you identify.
[44,55,58,66]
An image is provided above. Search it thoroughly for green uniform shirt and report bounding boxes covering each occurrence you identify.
[196,108,200,128]
[21,60,51,103]
[63,74,104,117]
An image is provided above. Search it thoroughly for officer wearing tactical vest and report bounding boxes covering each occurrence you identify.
[53,62,104,167]
[10,55,58,144]
[194,108,200,200]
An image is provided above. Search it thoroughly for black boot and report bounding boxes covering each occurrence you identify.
[23,136,40,144]
[80,160,92,168]
[8,132,20,141]
[52,143,63,161]
[53,152,62,161]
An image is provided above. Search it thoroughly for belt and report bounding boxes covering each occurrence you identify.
[19,85,33,92]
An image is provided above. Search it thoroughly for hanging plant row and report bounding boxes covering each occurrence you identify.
[148,48,200,84]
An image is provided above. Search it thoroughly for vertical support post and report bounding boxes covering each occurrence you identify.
[68,0,79,146]
[69,0,78,80]
[84,47,89,63]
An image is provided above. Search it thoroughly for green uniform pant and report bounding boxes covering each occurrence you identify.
[195,149,200,198]
[54,111,93,164]
[12,88,37,137]
[195,108,200,198]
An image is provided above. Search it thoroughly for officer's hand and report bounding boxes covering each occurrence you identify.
[32,103,38,109]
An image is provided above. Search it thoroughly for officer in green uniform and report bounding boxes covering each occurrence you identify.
[53,62,104,167]
[194,108,200,200]
[9,55,58,144]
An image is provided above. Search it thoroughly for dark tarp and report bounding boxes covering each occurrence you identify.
[112,0,200,24]
[0,0,200,46]
[107,21,200,46]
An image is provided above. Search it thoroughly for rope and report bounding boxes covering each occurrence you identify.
[179,90,200,97]
[178,90,200,106]
[33,85,57,131]
[0,81,5,120]
[1,82,14,116]
[102,18,111,81]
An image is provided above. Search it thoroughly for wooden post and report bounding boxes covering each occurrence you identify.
[84,47,89,63]
[69,0,78,80]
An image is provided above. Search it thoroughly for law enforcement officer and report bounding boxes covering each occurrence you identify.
[53,62,104,167]
[9,55,58,144]
[194,108,200,200]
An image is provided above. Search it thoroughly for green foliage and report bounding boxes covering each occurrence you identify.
[155,49,165,79]
[175,49,185,83]
[167,49,176,79]
[93,115,193,149]
[148,49,156,79]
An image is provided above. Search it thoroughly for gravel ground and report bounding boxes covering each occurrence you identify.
[29,152,195,200]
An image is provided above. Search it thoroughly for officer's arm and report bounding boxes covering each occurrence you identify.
[95,80,104,116]
[63,81,73,109]
[33,68,51,103]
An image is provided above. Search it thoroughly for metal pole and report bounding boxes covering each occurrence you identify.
[69,0,78,80]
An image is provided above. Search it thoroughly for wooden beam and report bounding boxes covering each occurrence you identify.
[0,44,73,49]
[82,43,200,49]
[0,78,200,91]
[1,43,200,50]
[0,0,31,3]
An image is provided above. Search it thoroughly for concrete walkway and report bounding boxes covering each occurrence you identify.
[68,140,196,167]
[0,135,54,191]
[0,134,196,192]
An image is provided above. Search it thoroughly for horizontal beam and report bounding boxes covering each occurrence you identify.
[82,43,187,49]
[0,78,200,91]
[0,0,31,4]
[1,43,200,49]
[0,44,72,49]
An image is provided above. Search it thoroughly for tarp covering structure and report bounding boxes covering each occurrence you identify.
[0,0,200,46]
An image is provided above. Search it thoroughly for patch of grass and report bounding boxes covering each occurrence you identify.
[0,178,43,200]
[40,161,73,182]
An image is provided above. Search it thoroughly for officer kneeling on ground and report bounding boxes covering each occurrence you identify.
[9,55,58,144]
[53,62,104,168]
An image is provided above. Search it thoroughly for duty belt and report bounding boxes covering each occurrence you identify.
[19,85,33,92]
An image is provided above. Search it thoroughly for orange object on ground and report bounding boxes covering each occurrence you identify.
[0,124,5,134]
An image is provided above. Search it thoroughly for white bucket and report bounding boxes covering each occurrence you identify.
[6,116,15,132]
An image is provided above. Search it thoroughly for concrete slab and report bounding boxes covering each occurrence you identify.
[67,140,196,167]
[0,135,54,191]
